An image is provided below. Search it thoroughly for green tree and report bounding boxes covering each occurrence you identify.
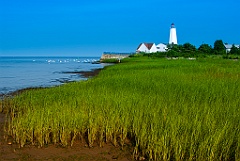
[182,43,197,53]
[230,44,238,55]
[166,44,181,57]
[213,40,225,54]
[167,44,180,52]
[198,44,212,54]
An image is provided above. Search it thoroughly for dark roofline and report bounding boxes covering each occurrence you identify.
[136,43,143,50]
[144,43,154,50]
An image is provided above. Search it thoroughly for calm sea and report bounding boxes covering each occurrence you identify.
[0,56,105,95]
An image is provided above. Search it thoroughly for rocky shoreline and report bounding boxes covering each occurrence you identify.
[62,68,103,78]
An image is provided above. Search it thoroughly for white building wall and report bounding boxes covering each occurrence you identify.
[137,43,168,53]
[156,43,167,52]
[137,43,150,53]
[224,44,240,53]
[169,28,178,45]
[149,43,157,53]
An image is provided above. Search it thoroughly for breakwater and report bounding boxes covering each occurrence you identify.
[100,52,133,60]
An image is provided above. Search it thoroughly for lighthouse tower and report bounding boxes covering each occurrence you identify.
[169,23,178,45]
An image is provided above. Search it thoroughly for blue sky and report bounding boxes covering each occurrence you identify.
[0,0,239,57]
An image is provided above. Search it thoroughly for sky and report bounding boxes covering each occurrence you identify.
[0,0,240,57]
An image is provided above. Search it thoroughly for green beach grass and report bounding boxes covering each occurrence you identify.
[2,57,240,160]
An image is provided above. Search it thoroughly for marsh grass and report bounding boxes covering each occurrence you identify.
[2,57,240,160]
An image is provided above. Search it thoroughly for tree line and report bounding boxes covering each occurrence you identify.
[146,40,240,59]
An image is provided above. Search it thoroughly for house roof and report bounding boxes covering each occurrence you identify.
[136,43,154,50]
[136,43,143,50]
[224,44,240,49]
[144,43,154,50]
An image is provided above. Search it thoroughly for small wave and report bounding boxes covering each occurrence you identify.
[0,76,15,79]
[46,60,56,63]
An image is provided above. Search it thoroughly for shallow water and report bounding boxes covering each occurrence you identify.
[0,56,104,94]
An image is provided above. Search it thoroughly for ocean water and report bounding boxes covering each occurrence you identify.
[0,56,105,95]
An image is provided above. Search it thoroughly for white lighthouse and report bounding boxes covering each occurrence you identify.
[169,23,178,45]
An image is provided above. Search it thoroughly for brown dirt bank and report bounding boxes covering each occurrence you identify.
[0,124,133,161]
[0,109,134,161]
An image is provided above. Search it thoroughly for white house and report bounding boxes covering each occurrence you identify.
[136,43,151,53]
[136,43,167,53]
[224,43,240,53]
[136,43,156,53]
